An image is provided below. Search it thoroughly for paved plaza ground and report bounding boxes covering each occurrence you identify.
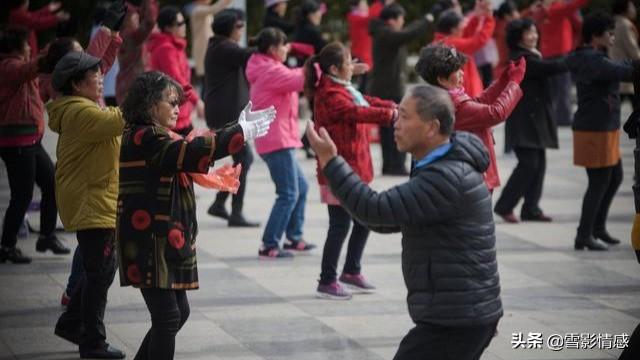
[1,103,640,360]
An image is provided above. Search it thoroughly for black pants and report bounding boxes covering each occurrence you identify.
[320,205,370,285]
[380,96,406,173]
[135,288,190,360]
[494,147,546,216]
[577,161,623,237]
[212,143,254,215]
[393,322,497,360]
[57,229,117,351]
[0,143,57,248]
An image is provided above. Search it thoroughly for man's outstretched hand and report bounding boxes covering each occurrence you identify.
[306,121,337,168]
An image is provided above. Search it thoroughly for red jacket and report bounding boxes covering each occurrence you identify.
[0,55,44,147]
[147,32,199,131]
[9,6,59,57]
[538,0,589,58]
[449,77,523,190]
[116,0,158,105]
[314,76,395,185]
[347,10,373,67]
[433,15,496,97]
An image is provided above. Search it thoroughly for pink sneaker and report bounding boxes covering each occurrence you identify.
[316,281,352,300]
[339,273,376,293]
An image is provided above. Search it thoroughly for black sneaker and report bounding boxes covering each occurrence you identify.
[80,344,125,359]
[36,235,71,255]
[0,247,32,264]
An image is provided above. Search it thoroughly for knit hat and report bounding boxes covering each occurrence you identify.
[265,0,288,8]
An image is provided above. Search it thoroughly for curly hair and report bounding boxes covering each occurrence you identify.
[121,71,184,126]
[415,44,467,86]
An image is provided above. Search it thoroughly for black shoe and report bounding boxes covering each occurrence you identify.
[0,247,32,264]
[593,231,621,245]
[228,213,260,227]
[283,239,317,251]
[80,344,125,359]
[54,323,82,345]
[36,235,71,255]
[208,202,229,220]
[574,235,608,251]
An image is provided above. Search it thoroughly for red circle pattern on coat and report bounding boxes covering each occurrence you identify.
[133,129,146,146]
[228,133,244,154]
[132,210,151,230]
[168,229,185,249]
[127,264,142,284]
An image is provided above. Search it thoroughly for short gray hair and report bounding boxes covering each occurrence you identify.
[409,84,455,135]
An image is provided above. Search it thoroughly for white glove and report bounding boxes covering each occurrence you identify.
[238,101,276,141]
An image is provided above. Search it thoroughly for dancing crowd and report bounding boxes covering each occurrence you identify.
[1,0,639,359]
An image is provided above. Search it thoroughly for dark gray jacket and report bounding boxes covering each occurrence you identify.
[368,18,430,101]
[323,132,502,326]
[506,48,567,149]
[204,36,255,130]
[567,46,634,132]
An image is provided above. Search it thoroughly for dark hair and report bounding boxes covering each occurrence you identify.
[303,42,349,98]
[612,0,632,15]
[157,6,182,32]
[431,0,454,21]
[436,9,463,34]
[506,18,537,51]
[60,63,101,96]
[380,4,405,21]
[250,27,288,54]
[415,44,467,86]
[582,13,615,44]
[42,37,77,74]
[122,71,184,126]
[496,1,518,19]
[295,0,321,26]
[212,8,246,37]
[0,25,29,55]
[93,1,111,25]
[410,85,455,135]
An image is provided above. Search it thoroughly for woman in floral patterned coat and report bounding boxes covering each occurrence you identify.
[117,71,274,359]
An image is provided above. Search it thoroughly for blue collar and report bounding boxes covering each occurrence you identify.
[412,143,452,172]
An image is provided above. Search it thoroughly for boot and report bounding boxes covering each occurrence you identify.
[36,235,71,255]
[574,235,608,251]
[593,230,621,245]
[228,213,260,227]
[207,201,229,220]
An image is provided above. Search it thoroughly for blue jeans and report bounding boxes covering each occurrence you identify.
[260,149,308,249]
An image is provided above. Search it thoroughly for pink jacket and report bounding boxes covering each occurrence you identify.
[246,53,304,155]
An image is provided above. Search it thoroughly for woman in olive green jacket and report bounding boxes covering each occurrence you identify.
[47,51,125,359]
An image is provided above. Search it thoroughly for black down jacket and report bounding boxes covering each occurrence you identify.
[323,132,502,327]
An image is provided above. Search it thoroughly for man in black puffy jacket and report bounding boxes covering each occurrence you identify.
[306,84,502,360]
